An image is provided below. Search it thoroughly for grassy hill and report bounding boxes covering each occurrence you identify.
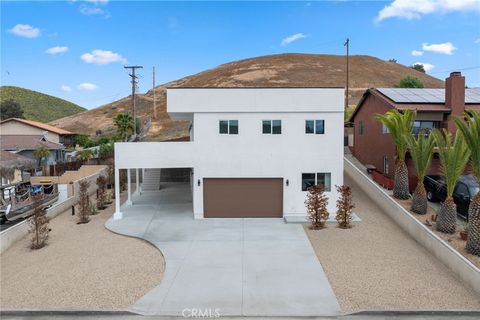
[0,86,86,122]
[50,53,444,140]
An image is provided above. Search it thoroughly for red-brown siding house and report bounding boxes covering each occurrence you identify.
[349,72,480,190]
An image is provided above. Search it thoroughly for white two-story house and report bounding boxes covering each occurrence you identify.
[114,88,344,220]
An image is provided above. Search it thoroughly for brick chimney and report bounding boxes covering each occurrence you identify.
[445,71,465,132]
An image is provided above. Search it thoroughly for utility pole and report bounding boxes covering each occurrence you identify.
[344,38,349,110]
[153,66,157,119]
[124,65,143,138]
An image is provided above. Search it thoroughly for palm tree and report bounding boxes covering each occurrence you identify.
[374,109,416,199]
[404,131,435,214]
[432,129,471,234]
[114,113,134,142]
[454,110,480,255]
[33,146,50,168]
[77,149,94,162]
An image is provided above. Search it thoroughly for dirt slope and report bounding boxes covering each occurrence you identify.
[50,53,444,140]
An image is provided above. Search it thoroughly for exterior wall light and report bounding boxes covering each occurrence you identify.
[197,179,201,186]
[286,179,289,187]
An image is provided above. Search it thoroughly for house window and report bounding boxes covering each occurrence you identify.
[412,121,440,136]
[383,156,389,174]
[359,121,365,135]
[219,120,238,135]
[382,124,390,134]
[305,120,325,134]
[262,120,282,134]
[302,172,331,192]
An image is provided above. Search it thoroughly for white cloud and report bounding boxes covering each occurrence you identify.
[8,24,40,38]
[77,83,98,91]
[80,49,126,65]
[411,50,423,56]
[414,62,435,72]
[422,42,456,55]
[80,6,105,15]
[281,33,308,46]
[376,0,480,22]
[84,0,109,4]
[46,46,69,55]
[61,85,72,92]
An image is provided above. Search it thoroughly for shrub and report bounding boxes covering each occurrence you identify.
[28,206,50,249]
[335,185,354,229]
[399,76,424,88]
[90,202,99,215]
[96,175,107,210]
[77,180,91,224]
[305,185,329,230]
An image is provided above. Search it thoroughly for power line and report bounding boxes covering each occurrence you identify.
[124,65,143,138]
[429,66,480,75]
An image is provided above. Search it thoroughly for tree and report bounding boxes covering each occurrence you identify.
[374,109,416,199]
[388,59,397,63]
[305,185,329,230]
[335,185,354,229]
[454,110,480,255]
[114,113,134,142]
[33,146,50,167]
[77,180,91,224]
[77,149,94,161]
[0,99,24,120]
[411,64,426,73]
[96,175,107,210]
[74,134,94,148]
[399,76,424,88]
[404,131,436,214]
[98,142,114,159]
[28,205,49,249]
[432,129,470,234]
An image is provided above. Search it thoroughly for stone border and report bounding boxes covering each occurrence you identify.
[0,167,107,254]
[344,157,480,295]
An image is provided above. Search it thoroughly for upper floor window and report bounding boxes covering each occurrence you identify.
[412,121,440,136]
[263,120,282,134]
[301,172,331,192]
[219,120,238,135]
[359,121,365,135]
[305,120,325,134]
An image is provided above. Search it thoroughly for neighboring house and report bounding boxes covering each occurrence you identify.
[349,72,480,188]
[0,118,76,146]
[0,151,35,187]
[114,88,344,220]
[0,135,65,166]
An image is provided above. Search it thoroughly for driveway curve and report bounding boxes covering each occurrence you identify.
[105,183,341,317]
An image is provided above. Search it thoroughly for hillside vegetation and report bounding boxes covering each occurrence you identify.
[50,53,444,140]
[0,86,86,123]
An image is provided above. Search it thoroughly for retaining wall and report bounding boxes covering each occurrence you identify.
[344,157,480,295]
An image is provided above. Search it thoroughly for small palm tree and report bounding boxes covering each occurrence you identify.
[33,146,50,167]
[374,109,416,199]
[77,149,94,161]
[404,131,435,214]
[432,129,471,234]
[114,113,134,142]
[454,110,480,255]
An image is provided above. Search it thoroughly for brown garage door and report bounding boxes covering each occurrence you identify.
[203,178,283,218]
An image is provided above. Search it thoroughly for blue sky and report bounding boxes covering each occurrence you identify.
[1,0,480,109]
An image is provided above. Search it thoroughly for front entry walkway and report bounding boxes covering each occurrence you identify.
[106,183,341,317]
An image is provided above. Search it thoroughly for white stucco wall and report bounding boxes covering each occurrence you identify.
[115,88,344,218]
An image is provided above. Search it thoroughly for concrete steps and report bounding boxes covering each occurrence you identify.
[142,169,161,191]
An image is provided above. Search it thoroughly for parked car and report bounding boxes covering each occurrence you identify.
[424,175,479,220]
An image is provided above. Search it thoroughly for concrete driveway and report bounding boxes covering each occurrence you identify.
[106,183,340,317]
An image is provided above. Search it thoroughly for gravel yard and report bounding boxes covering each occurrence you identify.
[305,175,480,313]
[0,190,164,310]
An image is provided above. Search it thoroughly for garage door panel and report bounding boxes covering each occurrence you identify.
[203,178,283,218]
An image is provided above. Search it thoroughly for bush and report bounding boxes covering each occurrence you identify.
[398,76,424,88]
[75,134,95,148]
[335,185,354,229]
[305,185,329,230]
[96,175,107,210]
[28,206,50,249]
[1,99,24,120]
[411,63,426,73]
[77,180,91,224]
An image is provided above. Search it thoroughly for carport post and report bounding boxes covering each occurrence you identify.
[113,167,122,219]
[126,169,132,206]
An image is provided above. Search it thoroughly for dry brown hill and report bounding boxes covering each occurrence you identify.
[50,53,444,140]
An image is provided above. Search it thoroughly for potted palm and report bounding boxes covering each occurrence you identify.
[432,129,470,234]
[374,110,416,199]
[404,131,436,214]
